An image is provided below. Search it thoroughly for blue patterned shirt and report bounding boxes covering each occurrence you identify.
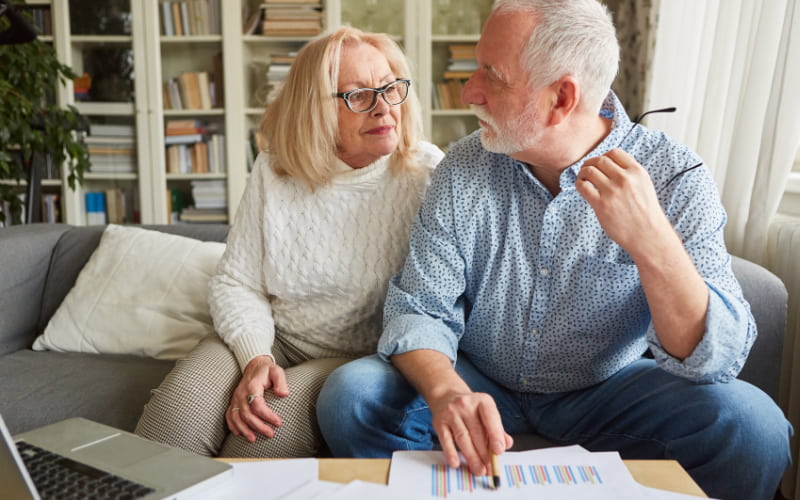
[378,92,756,393]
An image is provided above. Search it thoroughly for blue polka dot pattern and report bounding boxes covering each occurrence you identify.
[378,92,756,393]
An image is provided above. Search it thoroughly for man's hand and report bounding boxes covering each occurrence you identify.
[430,390,514,476]
[392,350,513,476]
[576,148,674,259]
[577,148,708,359]
[225,355,289,443]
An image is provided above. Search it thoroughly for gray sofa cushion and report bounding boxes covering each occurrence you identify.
[0,349,175,434]
[0,224,70,356]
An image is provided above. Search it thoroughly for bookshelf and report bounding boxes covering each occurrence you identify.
[0,0,64,225]
[35,0,493,226]
[423,0,491,150]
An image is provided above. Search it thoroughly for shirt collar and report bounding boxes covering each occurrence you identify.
[559,90,632,188]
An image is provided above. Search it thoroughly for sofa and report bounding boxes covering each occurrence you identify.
[0,223,789,451]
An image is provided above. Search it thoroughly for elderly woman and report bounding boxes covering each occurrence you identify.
[135,26,443,457]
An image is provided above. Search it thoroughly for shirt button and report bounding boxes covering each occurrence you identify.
[531,328,539,335]
[540,268,549,276]
[520,377,529,385]
[549,205,557,214]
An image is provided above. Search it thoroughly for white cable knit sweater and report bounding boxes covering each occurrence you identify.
[209,142,444,371]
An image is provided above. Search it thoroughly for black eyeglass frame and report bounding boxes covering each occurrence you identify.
[334,79,412,113]
[615,106,704,190]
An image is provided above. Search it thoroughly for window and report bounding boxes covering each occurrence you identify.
[778,147,800,216]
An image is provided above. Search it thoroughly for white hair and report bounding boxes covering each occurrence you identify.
[492,0,619,112]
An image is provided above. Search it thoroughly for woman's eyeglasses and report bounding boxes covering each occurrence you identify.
[616,106,703,190]
[334,79,411,113]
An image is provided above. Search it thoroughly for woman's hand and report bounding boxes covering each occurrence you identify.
[225,355,290,442]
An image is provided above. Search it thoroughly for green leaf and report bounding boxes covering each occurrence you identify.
[0,17,89,218]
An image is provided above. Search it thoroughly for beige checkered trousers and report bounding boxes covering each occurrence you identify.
[135,333,351,457]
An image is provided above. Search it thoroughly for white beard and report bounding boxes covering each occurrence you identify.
[471,103,542,154]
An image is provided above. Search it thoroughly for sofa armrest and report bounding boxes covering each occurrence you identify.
[0,223,71,355]
[732,255,788,402]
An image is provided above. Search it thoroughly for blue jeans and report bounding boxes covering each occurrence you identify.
[317,354,791,500]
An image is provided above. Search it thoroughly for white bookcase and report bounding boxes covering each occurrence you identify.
[36,0,490,226]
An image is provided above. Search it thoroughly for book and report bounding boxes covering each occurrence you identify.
[171,2,183,36]
[177,72,202,109]
[211,52,224,108]
[197,72,212,109]
[443,71,475,80]
[192,141,209,173]
[105,188,126,224]
[243,5,265,35]
[179,207,227,223]
[161,2,175,36]
[180,2,191,35]
[209,134,225,173]
[166,119,207,135]
[165,133,206,145]
[166,78,183,110]
[262,19,322,31]
[89,123,136,137]
[41,193,60,223]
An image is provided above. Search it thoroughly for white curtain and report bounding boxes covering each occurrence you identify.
[643,1,800,497]
[644,0,800,264]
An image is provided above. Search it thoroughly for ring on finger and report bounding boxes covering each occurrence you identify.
[247,394,262,405]
[231,407,241,412]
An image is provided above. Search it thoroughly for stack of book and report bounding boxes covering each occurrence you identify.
[85,124,137,174]
[160,0,221,36]
[435,44,477,110]
[163,70,216,110]
[262,0,323,36]
[265,52,297,98]
[164,120,226,175]
[180,180,228,223]
[190,179,226,209]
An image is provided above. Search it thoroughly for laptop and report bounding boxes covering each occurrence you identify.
[1,413,232,499]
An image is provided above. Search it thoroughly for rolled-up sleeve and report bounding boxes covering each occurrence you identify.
[378,162,467,364]
[647,160,756,383]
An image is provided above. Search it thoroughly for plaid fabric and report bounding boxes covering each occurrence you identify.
[135,333,349,457]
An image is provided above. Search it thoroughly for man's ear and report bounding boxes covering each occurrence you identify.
[547,76,580,127]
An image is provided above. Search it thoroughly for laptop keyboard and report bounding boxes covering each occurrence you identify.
[16,440,155,499]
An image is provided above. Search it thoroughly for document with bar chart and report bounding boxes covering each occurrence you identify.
[388,447,645,499]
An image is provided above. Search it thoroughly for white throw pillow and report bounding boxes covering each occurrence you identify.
[33,224,225,360]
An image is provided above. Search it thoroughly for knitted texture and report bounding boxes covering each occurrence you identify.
[209,143,444,371]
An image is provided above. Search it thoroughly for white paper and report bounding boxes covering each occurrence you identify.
[191,459,318,499]
[276,479,344,500]
[640,485,716,499]
[324,479,413,500]
[389,448,646,499]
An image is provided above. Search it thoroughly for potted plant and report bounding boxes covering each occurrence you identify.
[0,0,89,225]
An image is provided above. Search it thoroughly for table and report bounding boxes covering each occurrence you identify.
[226,458,708,497]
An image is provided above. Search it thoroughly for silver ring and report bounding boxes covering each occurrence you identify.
[247,394,261,405]
[231,407,241,412]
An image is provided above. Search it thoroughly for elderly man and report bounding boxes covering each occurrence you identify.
[317,1,791,499]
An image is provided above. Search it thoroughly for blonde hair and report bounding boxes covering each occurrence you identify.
[258,27,424,188]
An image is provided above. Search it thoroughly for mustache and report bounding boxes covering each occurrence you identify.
[470,105,494,126]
